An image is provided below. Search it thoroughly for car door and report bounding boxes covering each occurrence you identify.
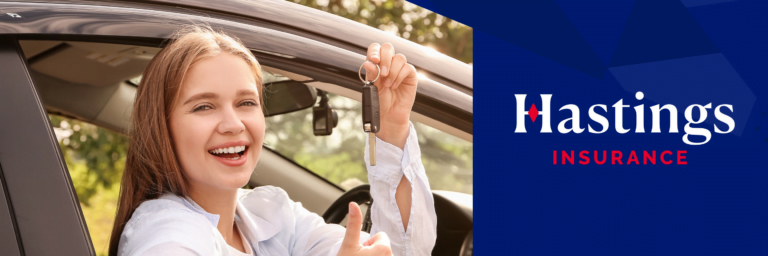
[0,36,94,255]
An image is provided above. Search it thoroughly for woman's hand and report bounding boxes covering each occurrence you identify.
[337,202,393,256]
[362,43,418,149]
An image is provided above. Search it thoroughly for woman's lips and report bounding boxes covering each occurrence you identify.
[209,146,248,167]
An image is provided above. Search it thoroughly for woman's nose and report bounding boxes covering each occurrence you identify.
[217,106,245,134]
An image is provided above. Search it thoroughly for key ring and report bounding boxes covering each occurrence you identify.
[358,60,380,84]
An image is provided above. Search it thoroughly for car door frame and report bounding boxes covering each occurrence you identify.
[0,35,95,255]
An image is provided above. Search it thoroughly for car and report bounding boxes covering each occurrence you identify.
[0,0,472,255]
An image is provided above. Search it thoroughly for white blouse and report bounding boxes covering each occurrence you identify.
[228,218,254,256]
[117,122,437,256]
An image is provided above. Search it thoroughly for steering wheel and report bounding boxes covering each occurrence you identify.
[322,184,373,232]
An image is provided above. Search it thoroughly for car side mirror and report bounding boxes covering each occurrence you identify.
[263,80,317,117]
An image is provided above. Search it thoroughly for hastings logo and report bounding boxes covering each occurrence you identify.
[515,92,736,165]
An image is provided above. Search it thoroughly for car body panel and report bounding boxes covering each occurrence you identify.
[0,35,93,255]
[0,165,22,256]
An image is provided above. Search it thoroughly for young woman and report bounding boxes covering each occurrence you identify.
[108,26,436,256]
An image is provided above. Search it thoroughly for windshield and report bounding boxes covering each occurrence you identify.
[264,93,473,194]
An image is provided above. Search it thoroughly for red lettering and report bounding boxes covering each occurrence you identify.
[677,150,687,165]
[627,151,639,165]
[661,150,673,164]
[643,150,656,165]
[562,150,574,165]
[578,150,590,164]
[553,150,557,165]
[611,150,623,165]
[594,150,606,165]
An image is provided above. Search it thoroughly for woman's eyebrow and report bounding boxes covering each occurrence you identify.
[237,89,258,97]
[183,92,218,105]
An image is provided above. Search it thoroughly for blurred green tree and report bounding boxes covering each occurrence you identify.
[49,115,126,205]
[289,0,473,63]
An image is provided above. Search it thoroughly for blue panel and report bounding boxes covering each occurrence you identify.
[609,53,754,136]
[555,0,635,65]
[415,0,607,78]
[609,0,720,67]
[681,0,737,8]
[441,0,768,255]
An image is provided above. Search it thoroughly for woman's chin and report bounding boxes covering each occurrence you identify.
[222,168,255,189]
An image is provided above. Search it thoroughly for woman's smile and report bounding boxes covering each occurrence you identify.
[207,141,250,166]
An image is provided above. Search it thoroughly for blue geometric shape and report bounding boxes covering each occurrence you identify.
[609,53,754,136]
[681,0,737,8]
[555,0,636,65]
[405,0,438,13]
[609,0,720,67]
[409,0,609,78]
[451,1,607,79]
[506,1,609,78]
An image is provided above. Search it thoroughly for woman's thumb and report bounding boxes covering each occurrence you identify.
[341,202,363,249]
[363,61,379,82]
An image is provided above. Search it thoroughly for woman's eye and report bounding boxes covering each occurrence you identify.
[239,100,259,107]
[192,104,213,112]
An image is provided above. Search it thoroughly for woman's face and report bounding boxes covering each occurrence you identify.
[169,52,264,192]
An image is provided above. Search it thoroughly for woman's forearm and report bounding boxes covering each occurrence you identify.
[366,122,437,256]
[395,175,412,231]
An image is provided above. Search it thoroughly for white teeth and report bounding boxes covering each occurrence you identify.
[209,145,247,155]
[227,156,241,160]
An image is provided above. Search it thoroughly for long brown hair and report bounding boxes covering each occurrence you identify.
[108,26,263,256]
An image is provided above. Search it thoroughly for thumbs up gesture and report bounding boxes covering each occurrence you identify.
[337,202,393,256]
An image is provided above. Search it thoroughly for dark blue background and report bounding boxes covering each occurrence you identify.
[408,0,768,255]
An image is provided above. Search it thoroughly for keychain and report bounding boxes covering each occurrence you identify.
[359,61,380,166]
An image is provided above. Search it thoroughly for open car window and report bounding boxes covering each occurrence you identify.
[264,93,473,194]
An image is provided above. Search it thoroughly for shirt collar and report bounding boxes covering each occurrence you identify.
[171,190,282,243]
[236,189,282,242]
[179,195,221,227]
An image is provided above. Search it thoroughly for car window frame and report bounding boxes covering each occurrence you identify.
[0,0,472,139]
[0,35,95,255]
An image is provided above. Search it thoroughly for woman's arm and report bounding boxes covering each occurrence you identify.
[395,174,412,231]
[364,122,437,256]
[358,42,436,256]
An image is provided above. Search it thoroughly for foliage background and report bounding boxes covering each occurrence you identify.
[48,1,472,255]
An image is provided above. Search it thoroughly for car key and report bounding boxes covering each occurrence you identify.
[359,61,380,165]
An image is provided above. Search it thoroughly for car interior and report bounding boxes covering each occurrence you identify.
[18,39,472,255]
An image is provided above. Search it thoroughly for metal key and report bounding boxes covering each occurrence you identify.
[359,61,381,165]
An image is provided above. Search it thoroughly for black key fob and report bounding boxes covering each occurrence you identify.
[362,83,380,133]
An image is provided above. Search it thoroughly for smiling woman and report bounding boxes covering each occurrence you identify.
[109,26,267,256]
[107,25,437,256]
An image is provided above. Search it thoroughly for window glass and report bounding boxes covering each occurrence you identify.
[264,93,368,188]
[413,122,473,194]
[50,115,126,256]
[264,93,473,194]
